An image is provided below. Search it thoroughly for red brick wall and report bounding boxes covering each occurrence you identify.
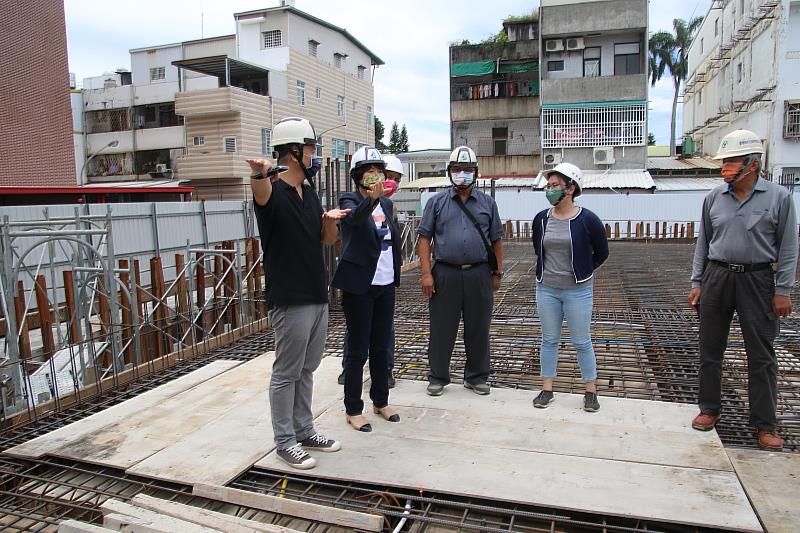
[0,0,76,188]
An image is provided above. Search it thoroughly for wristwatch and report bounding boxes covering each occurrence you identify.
[492,271,504,278]
[250,172,266,180]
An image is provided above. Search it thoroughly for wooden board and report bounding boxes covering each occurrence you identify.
[257,384,762,533]
[126,356,347,485]
[101,499,221,532]
[58,520,117,533]
[4,360,241,459]
[728,448,800,533]
[130,494,303,533]
[193,484,383,532]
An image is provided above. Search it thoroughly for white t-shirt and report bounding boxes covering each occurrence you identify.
[370,204,395,286]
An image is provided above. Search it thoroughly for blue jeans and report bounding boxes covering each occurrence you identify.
[536,282,597,381]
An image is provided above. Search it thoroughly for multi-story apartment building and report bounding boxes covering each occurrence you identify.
[449,17,541,177]
[80,2,382,200]
[539,0,649,172]
[682,0,800,186]
[0,0,75,189]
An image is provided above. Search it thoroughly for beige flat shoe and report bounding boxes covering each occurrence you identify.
[372,405,400,422]
[345,414,372,432]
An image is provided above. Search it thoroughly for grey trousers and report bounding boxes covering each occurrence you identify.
[427,263,493,385]
[268,303,328,449]
[698,261,780,430]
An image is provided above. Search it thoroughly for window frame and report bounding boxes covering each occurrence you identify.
[583,46,601,78]
[263,30,282,49]
[547,60,565,72]
[297,80,306,107]
[337,95,345,117]
[192,136,205,147]
[613,42,642,75]
[149,67,165,82]
[261,128,272,155]
[357,65,366,80]
[308,40,319,58]
[223,136,237,153]
[784,102,800,138]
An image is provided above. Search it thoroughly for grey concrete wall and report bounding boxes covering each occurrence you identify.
[541,73,646,104]
[450,40,539,63]
[478,155,541,176]
[545,146,646,170]
[540,0,646,36]
[452,118,540,157]
[451,97,539,121]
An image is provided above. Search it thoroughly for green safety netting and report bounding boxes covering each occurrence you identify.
[451,60,539,77]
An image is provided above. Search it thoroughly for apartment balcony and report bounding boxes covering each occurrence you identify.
[541,74,646,105]
[451,80,539,121]
[175,86,269,118]
[86,127,184,154]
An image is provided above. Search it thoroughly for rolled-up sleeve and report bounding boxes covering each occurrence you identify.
[775,193,798,296]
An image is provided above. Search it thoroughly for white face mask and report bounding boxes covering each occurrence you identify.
[451,171,475,188]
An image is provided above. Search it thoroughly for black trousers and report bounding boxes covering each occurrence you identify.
[698,261,780,430]
[341,284,395,416]
[427,263,492,386]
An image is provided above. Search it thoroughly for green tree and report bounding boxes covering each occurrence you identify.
[399,124,409,153]
[374,116,387,151]
[388,121,400,154]
[648,132,657,146]
[649,16,703,156]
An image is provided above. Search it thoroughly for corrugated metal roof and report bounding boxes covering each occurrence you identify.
[647,157,722,170]
[400,177,449,189]
[533,170,655,190]
[653,177,725,191]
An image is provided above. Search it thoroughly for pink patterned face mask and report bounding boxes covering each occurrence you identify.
[383,179,398,197]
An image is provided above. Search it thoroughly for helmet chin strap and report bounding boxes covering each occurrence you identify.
[727,154,758,185]
[291,148,315,189]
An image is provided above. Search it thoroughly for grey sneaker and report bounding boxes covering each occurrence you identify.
[533,390,555,408]
[277,444,316,469]
[464,382,490,395]
[299,433,341,452]
[426,383,444,396]
[584,392,600,412]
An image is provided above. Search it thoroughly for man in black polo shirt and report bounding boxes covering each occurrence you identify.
[246,117,349,470]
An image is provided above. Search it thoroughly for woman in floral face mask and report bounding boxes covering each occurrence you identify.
[531,162,609,412]
[331,147,402,433]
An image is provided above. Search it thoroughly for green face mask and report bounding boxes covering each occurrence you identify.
[546,187,566,206]
[361,173,385,189]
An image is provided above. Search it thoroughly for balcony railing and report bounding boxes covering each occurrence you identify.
[451,80,539,101]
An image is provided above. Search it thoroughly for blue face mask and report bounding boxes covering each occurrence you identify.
[451,171,475,189]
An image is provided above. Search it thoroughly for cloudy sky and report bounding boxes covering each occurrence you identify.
[64,0,710,150]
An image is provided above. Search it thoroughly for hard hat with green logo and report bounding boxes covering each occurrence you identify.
[713,129,765,160]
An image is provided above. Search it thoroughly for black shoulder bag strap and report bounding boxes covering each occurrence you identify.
[454,198,499,271]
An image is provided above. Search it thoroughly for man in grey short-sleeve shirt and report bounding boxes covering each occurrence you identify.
[688,129,797,451]
[417,146,504,396]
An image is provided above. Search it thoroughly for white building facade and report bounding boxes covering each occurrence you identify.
[683,0,800,186]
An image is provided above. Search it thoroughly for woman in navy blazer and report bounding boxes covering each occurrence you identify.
[331,147,402,432]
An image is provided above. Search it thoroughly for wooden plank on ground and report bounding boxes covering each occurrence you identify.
[4,360,241,459]
[257,393,762,532]
[126,356,345,485]
[58,520,117,532]
[333,381,731,471]
[193,484,383,532]
[101,499,221,532]
[49,353,275,469]
[728,448,800,533]
[130,494,303,533]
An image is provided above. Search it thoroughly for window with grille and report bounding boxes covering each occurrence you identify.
[614,43,641,75]
[297,80,306,106]
[334,53,345,69]
[263,30,282,48]
[316,87,322,99]
[785,102,800,138]
[583,47,601,77]
[358,66,366,80]
[367,105,373,126]
[262,128,272,155]
[541,102,647,148]
[337,95,345,117]
[223,136,237,153]
[193,136,205,146]
[149,67,165,82]
[308,40,319,57]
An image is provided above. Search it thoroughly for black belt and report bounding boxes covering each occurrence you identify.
[436,261,487,271]
[711,260,772,273]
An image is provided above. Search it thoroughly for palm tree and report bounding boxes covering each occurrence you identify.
[649,16,703,156]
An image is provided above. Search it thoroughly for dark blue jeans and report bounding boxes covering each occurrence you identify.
[342,284,395,416]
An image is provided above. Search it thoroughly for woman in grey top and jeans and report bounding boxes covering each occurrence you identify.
[531,163,609,411]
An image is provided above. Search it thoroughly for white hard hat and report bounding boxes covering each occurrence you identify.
[542,162,583,198]
[271,117,319,149]
[448,146,478,170]
[383,154,404,176]
[713,129,765,160]
[350,146,385,175]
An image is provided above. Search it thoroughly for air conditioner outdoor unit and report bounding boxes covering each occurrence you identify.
[155,163,169,173]
[543,153,562,165]
[545,39,564,52]
[566,37,585,51]
[593,146,615,165]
